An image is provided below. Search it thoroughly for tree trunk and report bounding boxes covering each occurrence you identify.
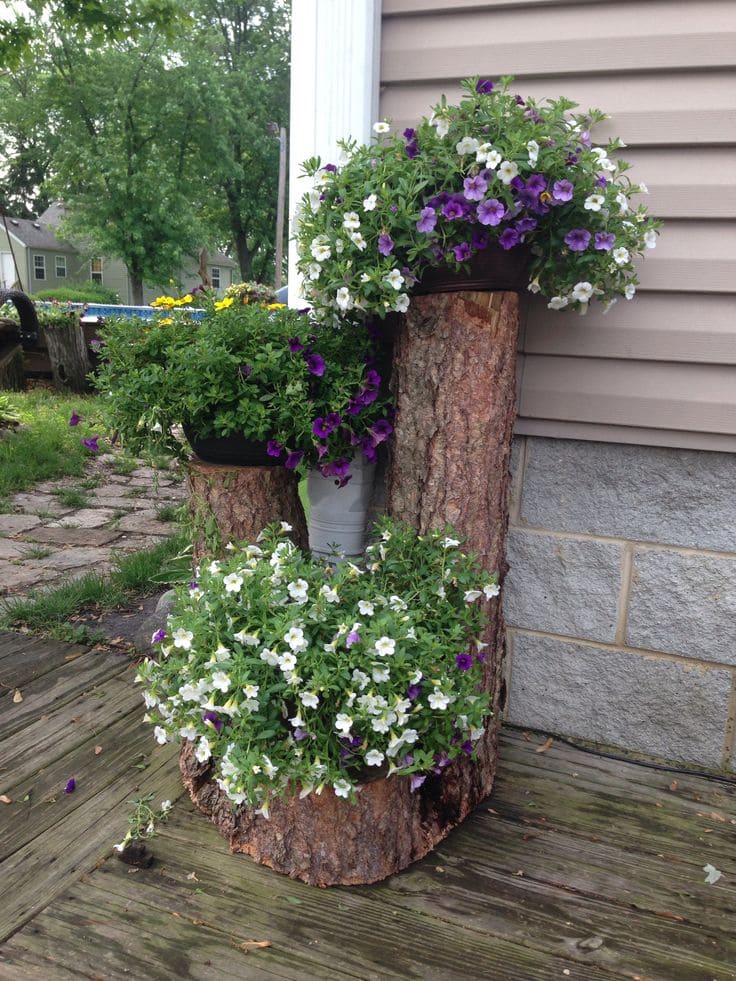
[179,290,520,887]
[187,458,308,561]
[42,319,91,393]
[198,248,210,288]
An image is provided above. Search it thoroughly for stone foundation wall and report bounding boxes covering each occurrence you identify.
[504,436,736,772]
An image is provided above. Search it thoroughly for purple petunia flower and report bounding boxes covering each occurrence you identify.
[455,652,474,671]
[323,163,337,173]
[89,338,103,352]
[515,217,538,235]
[463,174,488,202]
[442,198,467,220]
[288,336,304,353]
[82,436,99,453]
[370,419,394,445]
[305,352,325,376]
[428,191,450,210]
[406,683,423,702]
[68,412,81,427]
[432,751,451,774]
[360,436,377,463]
[202,710,223,734]
[564,228,591,252]
[410,774,427,792]
[552,179,574,203]
[403,127,416,141]
[152,628,166,644]
[596,174,608,189]
[405,140,419,159]
[416,206,437,234]
[461,740,475,755]
[189,580,199,590]
[471,230,489,251]
[498,228,521,250]
[64,777,76,794]
[315,442,328,460]
[378,233,395,256]
[475,79,494,94]
[312,417,331,438]
[285,449,305,470]
[526,174,547,197]
[565,152,579,166]
[452,242,472,263]
[364,369,381,389]
[515,94,525,106]
[239,363,252,379]
[322,457,351,478]
[346,629,361,648]
[594,231,616,251]
[294,728,310,741]
[477,198,505,226]
[266,439,283,457]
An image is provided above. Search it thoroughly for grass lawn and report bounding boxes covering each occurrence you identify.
[0,389,105,506]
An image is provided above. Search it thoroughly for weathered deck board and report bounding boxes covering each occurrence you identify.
[0,632,87,690]
[0,627,734,979]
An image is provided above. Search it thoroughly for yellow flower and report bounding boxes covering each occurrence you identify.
[265,302,286,310]
[159,317,174,325]
[151,295,176,309]
[174,294,194,306]
[214,297,234,311]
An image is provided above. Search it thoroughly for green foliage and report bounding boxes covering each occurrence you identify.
[137,518,497,808]
[0,395,21,426]
[32,283,121,304]
[296,76,661,320]
[0,391,104,500]
[93,296,393,477]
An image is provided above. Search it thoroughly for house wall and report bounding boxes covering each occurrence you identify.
[379,0,736,770]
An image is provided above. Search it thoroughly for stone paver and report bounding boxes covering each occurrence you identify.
[0,454,186,598]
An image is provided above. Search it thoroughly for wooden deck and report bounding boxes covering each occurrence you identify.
[0,629,734,980]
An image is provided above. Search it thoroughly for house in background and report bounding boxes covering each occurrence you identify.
[289,0,736,772]
[0,202,238,303]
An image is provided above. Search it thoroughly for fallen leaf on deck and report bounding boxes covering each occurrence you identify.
[12,689,22,703]
[0,794,12,804]
[186,872,199,881]
[535,737,554,754]
[513,869,524,877]
[669,780,679,792]
[434,866,445,873]
[285,896,302,905]
[708,812,727,823]
[654,911,685,922]
[703,863,723,885]
[94,745,103,755]
[237,940,272,954]
[654,801,663,808]
[522,732,532,741]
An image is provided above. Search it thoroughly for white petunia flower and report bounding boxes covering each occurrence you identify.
[349,231,367,251]
[333,779,353,798]
[483,583,501,599]
[160,799,172,813]
[498,160,519,185]
[374,636,396,657]
[262,755,279,778]
[616,192,629,214]
[173,628,194,650]
[223,573,243,593]
[287,580,309,603]
[233,630,259,647]
[363,193,378,211]
[373,121,390,134]
[527,139,540,165]
[336,287,354,311]
[384,268,405,290]
[300,691,320,709]
[351,669,370,690]
[277,651,298,672]
[612,247,630,266]
[430,114,450,138]
[209,560,221,575]
[464,589,483,602]
[428,690,451,710]
[638,182,649,194]
[342,211,361,230]
[456,136,479,155]
[547,295,569,310]
[153,725,168,745]
[372,666,390,683]
[358,600,375,616]
[260,647,279,666]
[365,749,385,767]
[211,671,231,693]
[179,724,197,740]
[307,262,321,280]
[320,584,340,603]
[643,229,657,249]
[334,713,354,736]
[441,537,460,548]
[624,283,636,300]
[194,736,212,763]
[572,281,595,303]
[584,193,605,212]
[243,683,259,699]
[311,243,331,262]
[393,293,410,313]
[389,595,407,612]
[485,149,502,169]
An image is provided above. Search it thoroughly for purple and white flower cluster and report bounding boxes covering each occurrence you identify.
[136,518,497,811]
[296,75,660,318]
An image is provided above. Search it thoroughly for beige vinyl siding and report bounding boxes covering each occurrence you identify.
[380,0,736,450]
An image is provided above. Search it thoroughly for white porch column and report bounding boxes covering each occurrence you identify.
[287,0,382,304]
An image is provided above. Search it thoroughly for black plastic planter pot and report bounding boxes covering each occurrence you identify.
[183,425,281,467]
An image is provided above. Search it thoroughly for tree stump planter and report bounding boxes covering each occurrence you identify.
[187,457,308,562]
[42,317,92,393]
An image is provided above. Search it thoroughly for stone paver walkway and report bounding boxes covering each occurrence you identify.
[0,455,187,598]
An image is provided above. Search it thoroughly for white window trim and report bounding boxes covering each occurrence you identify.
[90,257,103,283]
[33,254,46,280]
[211,266,221,288]
[55,254,67,278]
[287,0,381,303]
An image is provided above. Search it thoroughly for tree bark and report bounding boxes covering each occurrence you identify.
[187,458,308,561]
[42,318,91,393]
[0,342,24,391]
[179,290,520,887]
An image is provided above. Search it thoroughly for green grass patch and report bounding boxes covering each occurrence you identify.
[0,390,105,499]
[0,530,189,638]
[52,487,90,509]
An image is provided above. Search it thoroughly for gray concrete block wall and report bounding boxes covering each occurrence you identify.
[504,436,736,772]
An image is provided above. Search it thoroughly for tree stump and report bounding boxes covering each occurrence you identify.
[178,290,521,887]
[187,458,308,561]
[42,317,91,393]
[0,342,25,391]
